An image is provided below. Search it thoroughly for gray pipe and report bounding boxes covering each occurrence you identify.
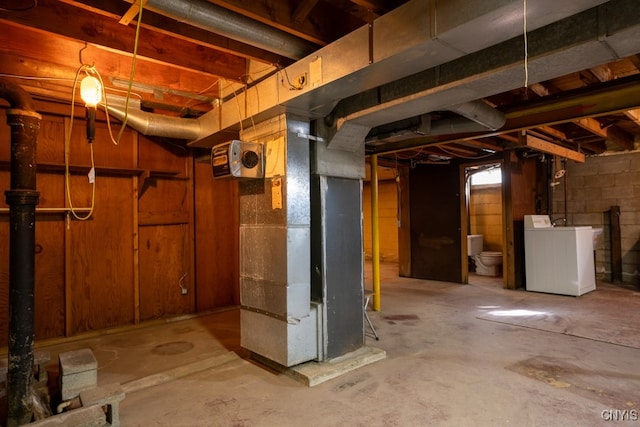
[104,102,203,140]
[146,0,317,60]
[448,100,506,131]
[0,78,41,426]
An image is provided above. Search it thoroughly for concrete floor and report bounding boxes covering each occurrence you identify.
[11,263,640,426]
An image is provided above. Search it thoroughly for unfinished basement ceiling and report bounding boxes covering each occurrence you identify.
[1,0,640,164]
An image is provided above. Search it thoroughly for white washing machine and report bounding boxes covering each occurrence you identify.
[524,215,596,296]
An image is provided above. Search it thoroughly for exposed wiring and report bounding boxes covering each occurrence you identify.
[229,80,244,133]
[523,0,529,90]
[111,0,145,145]
[278,65,304,91]
[393,147,427,159]
[0,73,73,82]
[64,64,98,220]
[0,73,144,101]
[178,63,276,115]
[103,86,143,99]
[63,1,145,220]
[437,145,496,160]
[246,81,257,132]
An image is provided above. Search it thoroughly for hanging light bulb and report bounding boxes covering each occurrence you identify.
[80,75,102,142]
[80,75,102,107]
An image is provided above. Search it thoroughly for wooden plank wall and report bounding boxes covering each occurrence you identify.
[502,152,539,289]
[0,102,239,346]
[194,161,240,310]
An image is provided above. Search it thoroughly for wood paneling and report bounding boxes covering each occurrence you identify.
[68,175,135,334]
[503,153,539,289]
[470,185,503,252]
[139,225,192,321]
[139,178,189,213]
[138,135,188,175]
[363,180,399,262]
[37,116,66,165]
[1,101,240,344]
[68,121,135,169]
[397,166,411,277]
[34,215,65,341]
[194,160,239,310]
[137,147,194,321]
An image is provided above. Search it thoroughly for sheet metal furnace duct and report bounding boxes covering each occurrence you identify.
[107,0,613,146]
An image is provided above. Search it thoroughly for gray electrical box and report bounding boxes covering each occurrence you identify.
[211,140,264,179]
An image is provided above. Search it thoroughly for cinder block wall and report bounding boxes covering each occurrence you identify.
[552,152,640,286]
[363,181,399,262]
[469,185,503,252]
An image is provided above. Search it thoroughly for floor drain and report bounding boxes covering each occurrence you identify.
[151,341,194,355]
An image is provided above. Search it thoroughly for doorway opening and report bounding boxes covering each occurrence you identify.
[465,162,504,287]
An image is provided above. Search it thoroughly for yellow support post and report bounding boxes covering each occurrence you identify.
[371,155,381,311]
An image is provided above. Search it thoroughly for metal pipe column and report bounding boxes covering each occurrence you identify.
[370,155,381,311]
[0,78,41,426]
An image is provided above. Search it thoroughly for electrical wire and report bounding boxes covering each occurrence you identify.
[0,73,144,101]
[63,1,145,220]
[393,147,427,159]
[278,65,304,91]
[64,64,97,220]
[523,0,529,89]
[0,73,73,82]
[229,80,244,133]
[110,0,145,146]
[437,145,496,160]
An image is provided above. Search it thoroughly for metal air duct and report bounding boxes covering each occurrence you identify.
[363,101,506,146]
[186,0,611,147]
[0,78,41,426]
[145,0,317,60]
[104,99,203,140]
[104,0,626,148]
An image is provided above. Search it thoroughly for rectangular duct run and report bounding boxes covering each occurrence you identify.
[238,114,318,367]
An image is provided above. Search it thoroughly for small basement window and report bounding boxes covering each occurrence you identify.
[471,166,501,186]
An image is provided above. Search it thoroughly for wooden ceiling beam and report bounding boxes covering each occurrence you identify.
[293,0,320,24]
[206,0,360,45]
[537,125,569,141]
[58,0,287,66]
[347,0,389,17]
[0,25,221,109]
[529,83,549,97]
[575,117,607,138]
[624,108,640,126]
[1,0,247,81]
[525,134,585,163]
[458,139,504,152]
[0,51,215,114]
[606,125,635,151]
[589,64,614,82]
[437,143,479,157]
[497,134,519,143]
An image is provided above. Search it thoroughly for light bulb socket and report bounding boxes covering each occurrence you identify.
[86,107,96,142]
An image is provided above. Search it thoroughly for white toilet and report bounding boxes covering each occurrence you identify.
[467,235,503,276]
